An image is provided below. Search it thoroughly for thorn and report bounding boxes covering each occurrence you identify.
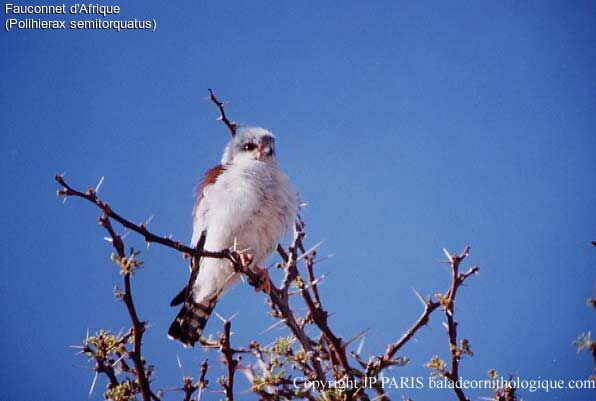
[227,311,240,322]
[310,273,326,286]
[289,275,327,295]
[356,336,366,356]
[89,371,99,397]
[297,240,324,261]
[461,245,471,258]
[214,312,226,323]
[176,354,183,369]
[442,248,453,262]
[260,319,286,334]
[94,176,105,193]
[344,328,369,348]
[442,322,449,330]
[111,353,126,368]
[224,270,238,285]
[412,287,426,307]
[145,215,154,226]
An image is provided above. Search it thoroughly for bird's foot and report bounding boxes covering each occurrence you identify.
[235,252,271,294]
[252,265,271,294]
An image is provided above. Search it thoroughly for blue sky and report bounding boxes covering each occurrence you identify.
[1,1,595,400]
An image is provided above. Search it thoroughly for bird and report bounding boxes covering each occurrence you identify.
[168,126,298,346]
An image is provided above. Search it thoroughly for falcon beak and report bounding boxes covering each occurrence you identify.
[257,143,273,160]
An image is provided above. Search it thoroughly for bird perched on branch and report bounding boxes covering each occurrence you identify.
[168,126,298,346]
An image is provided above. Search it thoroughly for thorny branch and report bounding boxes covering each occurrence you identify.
[59,171,479,400]
[100,212,152,401]
[442,247,479,401]
[58,89,485,401]
[208,88,237,137]
[379,299,440,369]
[55,174,235,262]
[357,248,478,401]
[182,360,208,401]
[219,319,244,401]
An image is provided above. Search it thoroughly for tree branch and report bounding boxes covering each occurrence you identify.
[58,171,481,401]
[98,213,153,401]
[219,319,241,400]
[55,174,234,262]
[439,247,478,401]
[382,298,440,366]
[208,88,237,137]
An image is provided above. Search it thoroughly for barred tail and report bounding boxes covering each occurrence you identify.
[168,299,217,347]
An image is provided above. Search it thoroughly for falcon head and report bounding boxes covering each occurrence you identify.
[221,127,276,165]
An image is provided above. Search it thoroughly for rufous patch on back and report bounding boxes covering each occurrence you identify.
[193,164,226,218]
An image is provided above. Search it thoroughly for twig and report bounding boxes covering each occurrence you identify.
[440,247,478,401]
[95,355,119,387]
[291,225,353,380]
[208,89,237,137]
[197,359,208,400]
[381,298,440,367]
[55,175,234,262]
[271,231,327,381]
[363,247,478,401]
[99,213,153,401]
[220,320,239,400]
[304,253,322,308]
[182,359,208,401]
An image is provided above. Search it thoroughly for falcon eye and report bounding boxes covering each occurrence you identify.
[242,143,257,151]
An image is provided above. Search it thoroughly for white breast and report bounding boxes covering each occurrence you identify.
[190,159,297,302]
